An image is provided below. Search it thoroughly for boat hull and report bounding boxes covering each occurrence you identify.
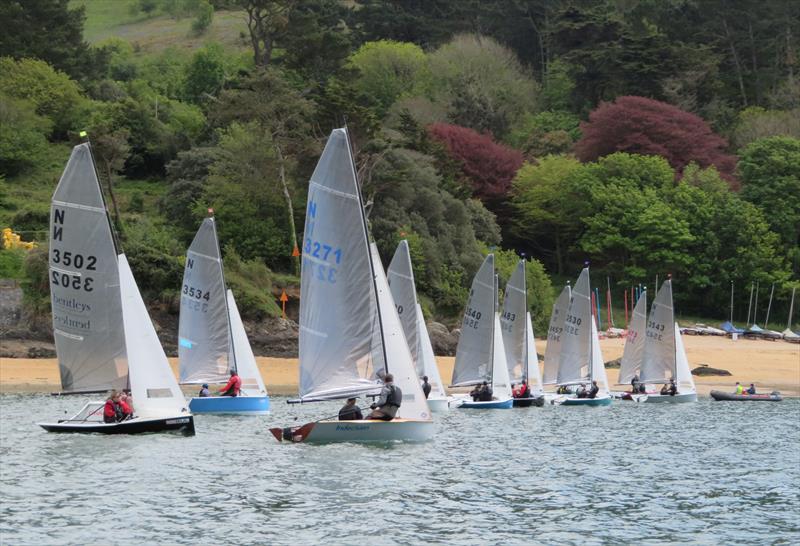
[270,418,434,444]
[560,396,613,407]
[188,395,270,415]
[642,392,697,404]
[512,396,545,407]
[39,415,195,435]
[710,390,782,402]
[426,398,450,412]
[458,398,514,409]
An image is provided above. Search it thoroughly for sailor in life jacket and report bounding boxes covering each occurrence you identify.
[366,374,403,421]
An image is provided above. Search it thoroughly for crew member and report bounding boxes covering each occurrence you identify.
[576,384,587,398]
[338,398,363,420]
[219,369,241,397]
[365,374,402,421]
[668,379,677,396]
[478,381,493,401]
[587,380,599,399]
[734,382,744,395]
[118,393,133,420]
[746,383,756,395]
[515,380,530,399]
[421,376,432,399]
[103,391,120,424]
[198,384,210,397]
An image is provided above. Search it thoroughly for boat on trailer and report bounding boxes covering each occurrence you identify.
[638,278,697,404]
[551,266,613,407]
[501,259,545,408]
[387,240,449,412]
[269,128,433,444]
[178,216,270,415]
[451,255,514,409]
[38,143,194,435]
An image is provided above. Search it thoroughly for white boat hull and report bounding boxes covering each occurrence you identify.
[426,397,450,412]
[271,418,435,444]
[643,392,697,404]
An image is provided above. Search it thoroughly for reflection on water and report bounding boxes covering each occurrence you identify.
[1,395,798,544]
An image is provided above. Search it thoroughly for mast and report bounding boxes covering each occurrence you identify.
[753,281,760,325]
[343,125,389,375]
[522,260,528,381]
[211,213,237,373]
[789,287,797,330]
[765,282,775,329]
[746,282,754,325]
[669,276,677,382]
[587,263,593,384]
[730,280,734,323]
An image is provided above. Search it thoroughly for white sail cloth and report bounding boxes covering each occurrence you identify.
[178,217,232,384]
[557,268,592,386]
[452,254,495,387]
[525,312,543,394]
[297,128,384,401]
[49,143,127,392]
[415,304,447,399]
[491,312,513,399]
[618,289,647,385]
[119,255,188,418]
[501,260,527,384]
[542,284,571,385]
[226,290,267,396]
[640,280,677,384]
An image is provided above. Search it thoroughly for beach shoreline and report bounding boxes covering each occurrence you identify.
[1,336,798,397]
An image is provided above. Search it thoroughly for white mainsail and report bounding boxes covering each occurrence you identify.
[178,217,232,385]
[387,240,446,400]
[501,260,527,384]
[557,268,592,386]
[387,240,420,370]
[451,254,495,387]
[119,255,188,418]
[297,128,385,401]
[370,244,431,420]
[618,288,647,385]
[590,316,610,395]
[542,284,571,385]
[49,143,127,392]
[673,322,696,393]
[226,289,267,396]
[640,279,676,384]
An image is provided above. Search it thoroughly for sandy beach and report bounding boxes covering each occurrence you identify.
[1,335,797,397]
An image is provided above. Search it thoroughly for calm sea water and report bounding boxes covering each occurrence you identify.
[1,394,798,545]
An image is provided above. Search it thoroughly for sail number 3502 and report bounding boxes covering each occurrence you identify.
[50,250,97,292]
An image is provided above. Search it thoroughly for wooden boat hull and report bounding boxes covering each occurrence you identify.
[512,396,545,407]
[426,398,450,412]
[642,392,697,404]
[188,395,270,415]
[710,390,782,401]
[559,396,613,407]
[458,398,514,409]
[269,418,434,444]
[38,415,195,435]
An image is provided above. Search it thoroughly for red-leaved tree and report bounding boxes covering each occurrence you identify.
[428,123,524,202]
[574,96,738,187]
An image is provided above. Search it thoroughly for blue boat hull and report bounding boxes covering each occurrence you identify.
[561,396,612,407]
[458,398,514,409]
[188,395,270,415]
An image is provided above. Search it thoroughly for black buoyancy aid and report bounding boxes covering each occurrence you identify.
[386,385,402,407]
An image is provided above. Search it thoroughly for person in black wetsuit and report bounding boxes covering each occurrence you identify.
[667,379,677,396]
[478,381,493,401]
[576,384,587,398]
[587,380,599,399]
[365,375,403,421]
[747,383,756,395]
[421,376,432,399]
[338,398,363,420]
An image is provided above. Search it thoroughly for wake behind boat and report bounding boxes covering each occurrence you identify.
[178,215,269,415]
[38,142,194,435]
[269,128,433,443]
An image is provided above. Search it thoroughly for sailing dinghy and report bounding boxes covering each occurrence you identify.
[615,288,648,401]
[178,216,270,414]
[501,260,544,407]
[553,267,612,406]
[38,143,194,434]
[269,128,433,443]
[542,283,570,401]
[451,255,514,409]
[639,278,697,403]
[387,240,449,412]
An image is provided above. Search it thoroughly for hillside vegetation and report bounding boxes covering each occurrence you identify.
[1,0,798,333]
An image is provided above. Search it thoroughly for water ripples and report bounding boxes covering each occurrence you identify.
[1,394,798,544]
